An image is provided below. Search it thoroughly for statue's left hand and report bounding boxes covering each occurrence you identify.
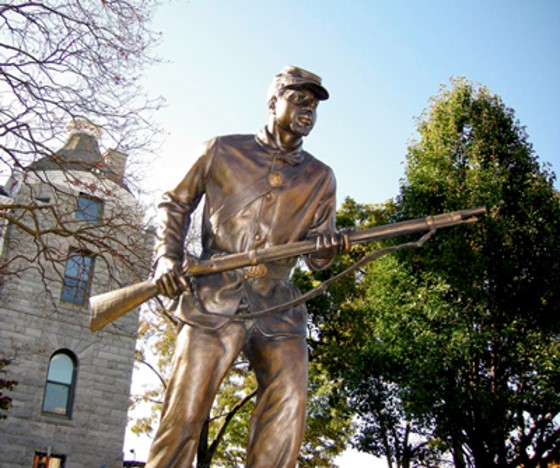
[312,231,348,259]
[153,256,190,298]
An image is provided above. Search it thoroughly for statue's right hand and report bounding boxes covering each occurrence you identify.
[153,256,190,298]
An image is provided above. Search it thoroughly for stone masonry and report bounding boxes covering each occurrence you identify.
[0,124,151,468]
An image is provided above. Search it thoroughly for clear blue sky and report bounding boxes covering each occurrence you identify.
[142,0,560,208]
[127,1,559,464]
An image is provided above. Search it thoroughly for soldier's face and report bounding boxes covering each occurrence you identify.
[274,87,319,137]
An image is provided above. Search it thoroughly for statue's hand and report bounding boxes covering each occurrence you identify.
[313,231,350,259]
[153,256,190,297]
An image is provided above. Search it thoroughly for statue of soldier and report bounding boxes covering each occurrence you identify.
[146,65,340,467]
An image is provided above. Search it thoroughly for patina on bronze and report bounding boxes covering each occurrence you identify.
[145,66,337,467]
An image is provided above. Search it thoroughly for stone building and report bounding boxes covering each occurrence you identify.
[0,121,151,467]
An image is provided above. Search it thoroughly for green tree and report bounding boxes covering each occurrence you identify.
[345,78,560,467]
[301,198,446,467]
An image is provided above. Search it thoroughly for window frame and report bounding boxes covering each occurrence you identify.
[41,350,78,419]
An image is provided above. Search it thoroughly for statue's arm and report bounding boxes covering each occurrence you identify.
[153,139,217,296]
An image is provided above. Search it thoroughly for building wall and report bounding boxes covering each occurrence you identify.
[1,307,137,467]
[0,142,149,467]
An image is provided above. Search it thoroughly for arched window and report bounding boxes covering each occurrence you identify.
[42,350,77,418]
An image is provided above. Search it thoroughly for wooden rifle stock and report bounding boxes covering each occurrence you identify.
[89,206,486,332]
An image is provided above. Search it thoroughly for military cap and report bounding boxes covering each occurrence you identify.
[267,65,329,102]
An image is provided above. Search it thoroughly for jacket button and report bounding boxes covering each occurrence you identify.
[268,171,283,187]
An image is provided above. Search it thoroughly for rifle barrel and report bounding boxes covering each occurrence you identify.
[193,206,487,275]
[89,206,486,332]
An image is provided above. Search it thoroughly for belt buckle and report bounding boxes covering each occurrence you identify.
[243,264,268,278]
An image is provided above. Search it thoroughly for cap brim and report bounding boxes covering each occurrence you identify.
[285,83,329,101]
[306,83,329,101]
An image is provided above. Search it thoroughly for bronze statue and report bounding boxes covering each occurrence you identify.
[145,66,341,467]
[85,66,486,467]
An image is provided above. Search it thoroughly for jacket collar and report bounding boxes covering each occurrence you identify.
[255,127,304,165]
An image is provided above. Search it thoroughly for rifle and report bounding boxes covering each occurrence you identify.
[89,206,486,332]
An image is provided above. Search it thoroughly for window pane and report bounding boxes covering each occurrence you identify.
[42,351,76,418]
[77,256,91,280]
[43,382,70,415]
[65,255,91,280]
[48,353,74,384]
[77,194,102,223]
[61,278,86,305]
[61,253,93,305]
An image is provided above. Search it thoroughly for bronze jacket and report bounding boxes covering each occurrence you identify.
[155,128,337,336]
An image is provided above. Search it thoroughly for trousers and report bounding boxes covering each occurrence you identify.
[145,320,308,467]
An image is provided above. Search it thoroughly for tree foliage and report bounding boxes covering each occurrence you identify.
[327,78,560,467]
[301,198,448,467]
